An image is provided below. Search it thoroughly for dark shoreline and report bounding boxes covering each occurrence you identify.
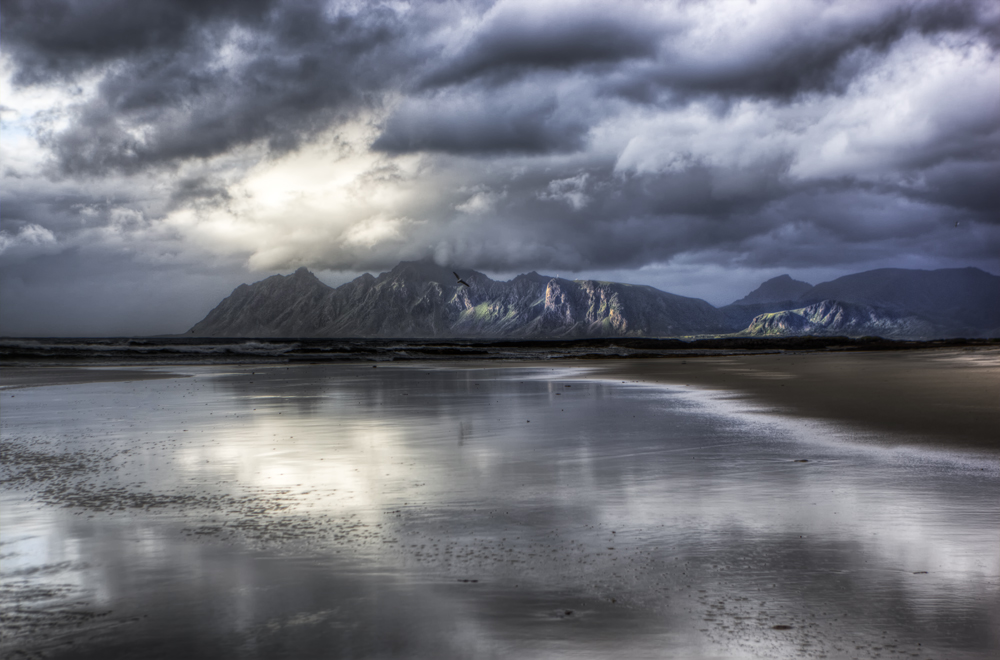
[2,335,997,366]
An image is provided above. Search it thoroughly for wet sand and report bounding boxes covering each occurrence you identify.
[584,347,1000,454]
[0,366,188,390]
[4,346,996,453]
[2,358,998,659]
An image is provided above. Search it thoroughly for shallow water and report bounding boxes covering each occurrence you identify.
[1,364,997,659]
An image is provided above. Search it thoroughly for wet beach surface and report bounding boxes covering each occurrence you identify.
[0,367,190,391]
[584,348,1000,453]
[1,363,998,659]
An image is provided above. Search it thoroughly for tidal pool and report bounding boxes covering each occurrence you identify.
[1,363,997,659]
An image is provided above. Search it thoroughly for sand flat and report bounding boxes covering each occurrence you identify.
[583,347,1000,453]
[3,347,997,451]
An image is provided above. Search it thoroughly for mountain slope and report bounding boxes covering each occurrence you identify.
[189,261,730,338]
[189,262,1000,339]
[728,267,1000,338]
[188,268,337,337]
[730,275,813,306]
[518,278,728,337]
[796,267,1000,335]
[719,301,801,331]
[741,300,937,338]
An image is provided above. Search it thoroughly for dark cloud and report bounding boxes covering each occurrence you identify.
[167,176,233,210]
[612,0,998,102]
[9,1,408,175]
[373,91,588,154]
[2,0,276,84]
[8,0,995,168]
[420,3,665,88]
[2,0,999,335]
[901,161,1000,215]
[613,164,792,217]
[1,188,103,235]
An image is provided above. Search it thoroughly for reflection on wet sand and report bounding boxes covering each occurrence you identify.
[1,363,997,659]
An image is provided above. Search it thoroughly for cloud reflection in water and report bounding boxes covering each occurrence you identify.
[0,364,997,659]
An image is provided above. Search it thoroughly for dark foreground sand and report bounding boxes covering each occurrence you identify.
[583,347,1000,454]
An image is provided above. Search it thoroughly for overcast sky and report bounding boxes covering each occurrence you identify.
[2,0,998,336]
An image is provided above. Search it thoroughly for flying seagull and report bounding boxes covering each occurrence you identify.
[453,272,470,288]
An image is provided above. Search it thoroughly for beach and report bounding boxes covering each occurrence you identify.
[584,347,1000,453]
[1,349,998,659]
[4,346,998,453]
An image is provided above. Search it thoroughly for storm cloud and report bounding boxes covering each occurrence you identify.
[2,0,998,335]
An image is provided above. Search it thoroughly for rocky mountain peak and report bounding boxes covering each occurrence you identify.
[731,274,813,306]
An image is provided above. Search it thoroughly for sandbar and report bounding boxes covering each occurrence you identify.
[582,347,1000,454]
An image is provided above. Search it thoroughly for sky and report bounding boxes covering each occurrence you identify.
[2,0,999,336]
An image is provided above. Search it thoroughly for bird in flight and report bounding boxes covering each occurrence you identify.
[453,272,470,287]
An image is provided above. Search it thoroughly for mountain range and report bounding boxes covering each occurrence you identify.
[188,261,1000,339]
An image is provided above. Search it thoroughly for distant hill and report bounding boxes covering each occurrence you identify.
[742,300,937,338]
[719,275,814,329]
[723,267,1000,339]
[796,268,1000,336]
[730,275,813,306]
[189,263,1000,339]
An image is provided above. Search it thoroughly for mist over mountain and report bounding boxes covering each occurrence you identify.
[189,262,1000,340]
